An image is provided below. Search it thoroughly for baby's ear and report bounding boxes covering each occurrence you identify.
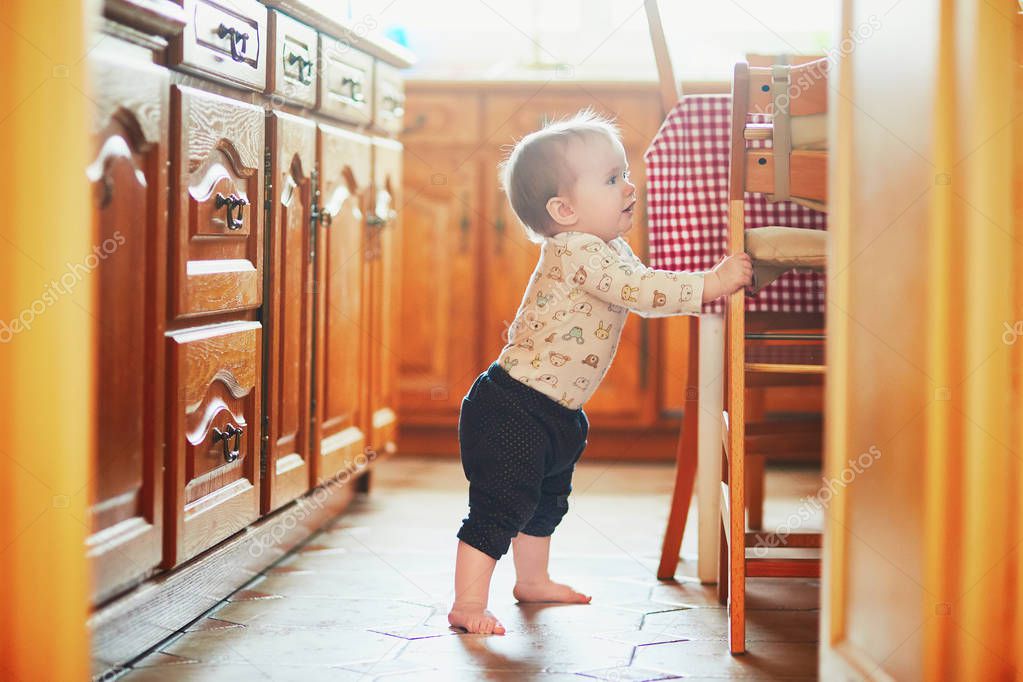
[546,196,578,226]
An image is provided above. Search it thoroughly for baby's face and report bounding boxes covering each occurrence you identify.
[563,134,636,242]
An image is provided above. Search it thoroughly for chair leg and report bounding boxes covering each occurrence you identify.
[355,469,372,493]
[728,408,746,655]
[745,454,765,530]
[657,394,699,579]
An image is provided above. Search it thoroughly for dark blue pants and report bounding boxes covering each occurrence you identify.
[456,361,589,560]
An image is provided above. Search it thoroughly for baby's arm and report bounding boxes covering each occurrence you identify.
[700,252,754,303]
[559,235,752,318]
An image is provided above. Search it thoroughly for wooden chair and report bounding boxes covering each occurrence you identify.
[645,0,826,583]
[719,59,829,655]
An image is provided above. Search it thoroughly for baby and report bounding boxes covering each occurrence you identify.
[449,110,752,635]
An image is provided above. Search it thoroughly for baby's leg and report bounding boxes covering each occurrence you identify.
[448,540,505,634]
[511,532,591,604]
[511,458,592,604]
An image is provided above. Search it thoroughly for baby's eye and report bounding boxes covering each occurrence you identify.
[608,175,617,185]
[622,169,631,181]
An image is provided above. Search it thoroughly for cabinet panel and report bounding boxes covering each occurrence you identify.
[263,112,316,512]
[166,321,261,565]
[86,38,168,603]
[172,0,268,90]
[171,85,264,319]
[398,148,482,415]
[364,138,402,453]
[314,124,371,482]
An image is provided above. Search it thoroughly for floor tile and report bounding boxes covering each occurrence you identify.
[113,458,821,680]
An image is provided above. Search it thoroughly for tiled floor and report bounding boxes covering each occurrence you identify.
[116,457,821,681]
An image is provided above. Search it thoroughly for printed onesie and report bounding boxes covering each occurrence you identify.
[456,230,706,559]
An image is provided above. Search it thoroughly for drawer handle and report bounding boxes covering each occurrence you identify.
[287,52,314,85]
[217,23,250,62]
[341,76,365,103]
[382,94,405,117]
[215,192,249,230]
[494,189,506,254]
[212,424,243,463]
[459,191,470,253]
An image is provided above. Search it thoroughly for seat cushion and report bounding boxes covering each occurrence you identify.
[745,226,828,294]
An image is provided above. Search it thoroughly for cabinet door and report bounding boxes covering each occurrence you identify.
[314,124,370,483]
[86,39,167,603]
[170,85,264,319]
[263,112,316,513]
[166,321,261,566]
[364,138,403,454]
[399,148,483,415]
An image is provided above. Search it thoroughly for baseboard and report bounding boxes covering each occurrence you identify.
[89,464,372,676]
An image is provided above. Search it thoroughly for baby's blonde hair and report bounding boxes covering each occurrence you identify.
[498,108,622,244]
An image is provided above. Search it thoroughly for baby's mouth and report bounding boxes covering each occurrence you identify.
[622,200,636,214]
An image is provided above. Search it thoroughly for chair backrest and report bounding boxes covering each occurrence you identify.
[729,59,829,210]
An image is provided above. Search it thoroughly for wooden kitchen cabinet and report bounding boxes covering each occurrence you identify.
[86,36,169,604]
[313,123,371,483]
[263,111,316,513]
[399,82,677,457]
[90,0,410,670]
[398,147,483,416]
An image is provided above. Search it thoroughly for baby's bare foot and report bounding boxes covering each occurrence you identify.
[448,603,506,635]
[513,579,592,604]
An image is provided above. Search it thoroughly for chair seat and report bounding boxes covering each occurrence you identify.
[745,226,828,293]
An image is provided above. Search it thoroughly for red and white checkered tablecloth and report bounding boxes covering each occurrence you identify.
[644,94,827,314]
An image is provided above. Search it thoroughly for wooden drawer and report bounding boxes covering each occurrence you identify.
[173,0,267,90]
[170,85,264,319]
[318,34,373,126]
[166,320,262,565]
[402,91,478,145]
[374,61,405,136]
[267,10,317,107]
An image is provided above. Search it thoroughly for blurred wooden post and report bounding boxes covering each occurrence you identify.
[0,1,93,679]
